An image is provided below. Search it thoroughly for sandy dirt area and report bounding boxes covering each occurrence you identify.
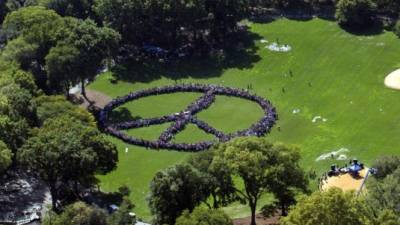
[321,169,368,192]
[233,213,279,225]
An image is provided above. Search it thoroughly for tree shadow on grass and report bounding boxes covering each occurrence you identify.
[340,21,384,36]
[108,107,141,123]
[109,31,263,83]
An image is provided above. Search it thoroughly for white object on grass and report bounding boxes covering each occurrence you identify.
[316,148,349,161]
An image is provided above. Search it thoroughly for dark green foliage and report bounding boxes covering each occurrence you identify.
[107,197,136,225]
[40,0,95,19]
[51,19,120,96]
[2,7,119,94]
[371,155,400,179]
[394,21,400,38]
[335,0,376,27]
[35,95,95,126]
[18,116,118,210]
[0,140,12,174]
[0,1,8,23]
[94,0,248,51]
[188,150,237,209]
[6,0,39,12]
[175,207,233,225]
[281,188,377,225]
[148,164,210,225]
[374,0,400,17]
[42,202,109,225]
[211,137,308,225]
[367,169,400,217]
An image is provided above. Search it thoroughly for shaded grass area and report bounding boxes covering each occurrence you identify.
[90,18,400,221]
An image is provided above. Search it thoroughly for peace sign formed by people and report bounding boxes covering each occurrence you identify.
[99,84,277,152]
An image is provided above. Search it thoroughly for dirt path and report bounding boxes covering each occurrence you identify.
[233,214,279,225]
[78,89,113,109]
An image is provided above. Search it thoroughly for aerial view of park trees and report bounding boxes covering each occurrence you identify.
[0,0,400,225]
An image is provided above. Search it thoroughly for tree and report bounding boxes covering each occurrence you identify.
[94,0,248,53]
[265,143,309,216]
[335,0,376,28]
[0,115,30,154]
[372,155,400,179]
[1,6,66,91]
[367,168,400,217]
[211,137,308,225]
[35,95,95,126]
[0,140,12,174]
[148,164,210,225]
[45,44,80,95]
[6,0,39,12]
[48,19,120,98]
[188,150,237,209]
[374,0,400,16]
[175,207,233,225]
[42,201,108,225]
[39,0,95,19]
[18,116,118,210]
[281,188,373,225]
[108,197,136,225]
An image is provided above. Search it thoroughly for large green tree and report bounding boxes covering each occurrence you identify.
[281,188,399,225]
[39,0,95,19]
[18,116,118,210]
[188,150,237,209]
[335,0,376,28]
[2,6,66,91]
[371,155,400,179]
[367,168,400,217]
[94,0,248,52]
[211,137,308,225]
[35,95,95,126]
[148,164,210,225]
[175,207,233,225]
[42,201,108,225]
[46,19,120,98]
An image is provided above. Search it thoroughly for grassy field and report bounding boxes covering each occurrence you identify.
[89,18,400,221]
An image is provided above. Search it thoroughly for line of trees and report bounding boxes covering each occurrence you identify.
[147,137,308,225]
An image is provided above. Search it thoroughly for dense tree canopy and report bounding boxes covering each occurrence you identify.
[35,95,95,126]
[366,156,400,218]
[0,140,12,174]
[47,18,120,97]
[2,7,119,95]
[188,150,237,209]
[211,137,308,225]
[107,197,136,225]
[39,0,95,19]
[281,188,397,225]
[18,116,118,210]
[43,201,109,225]
[175,207,233,225]
[148,164,210,225]
[335,0,376,28]
[94,0,248,54]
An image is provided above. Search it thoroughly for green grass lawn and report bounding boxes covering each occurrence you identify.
[89,18,400,221]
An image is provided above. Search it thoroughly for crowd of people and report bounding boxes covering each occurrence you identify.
[99,84,277,151]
